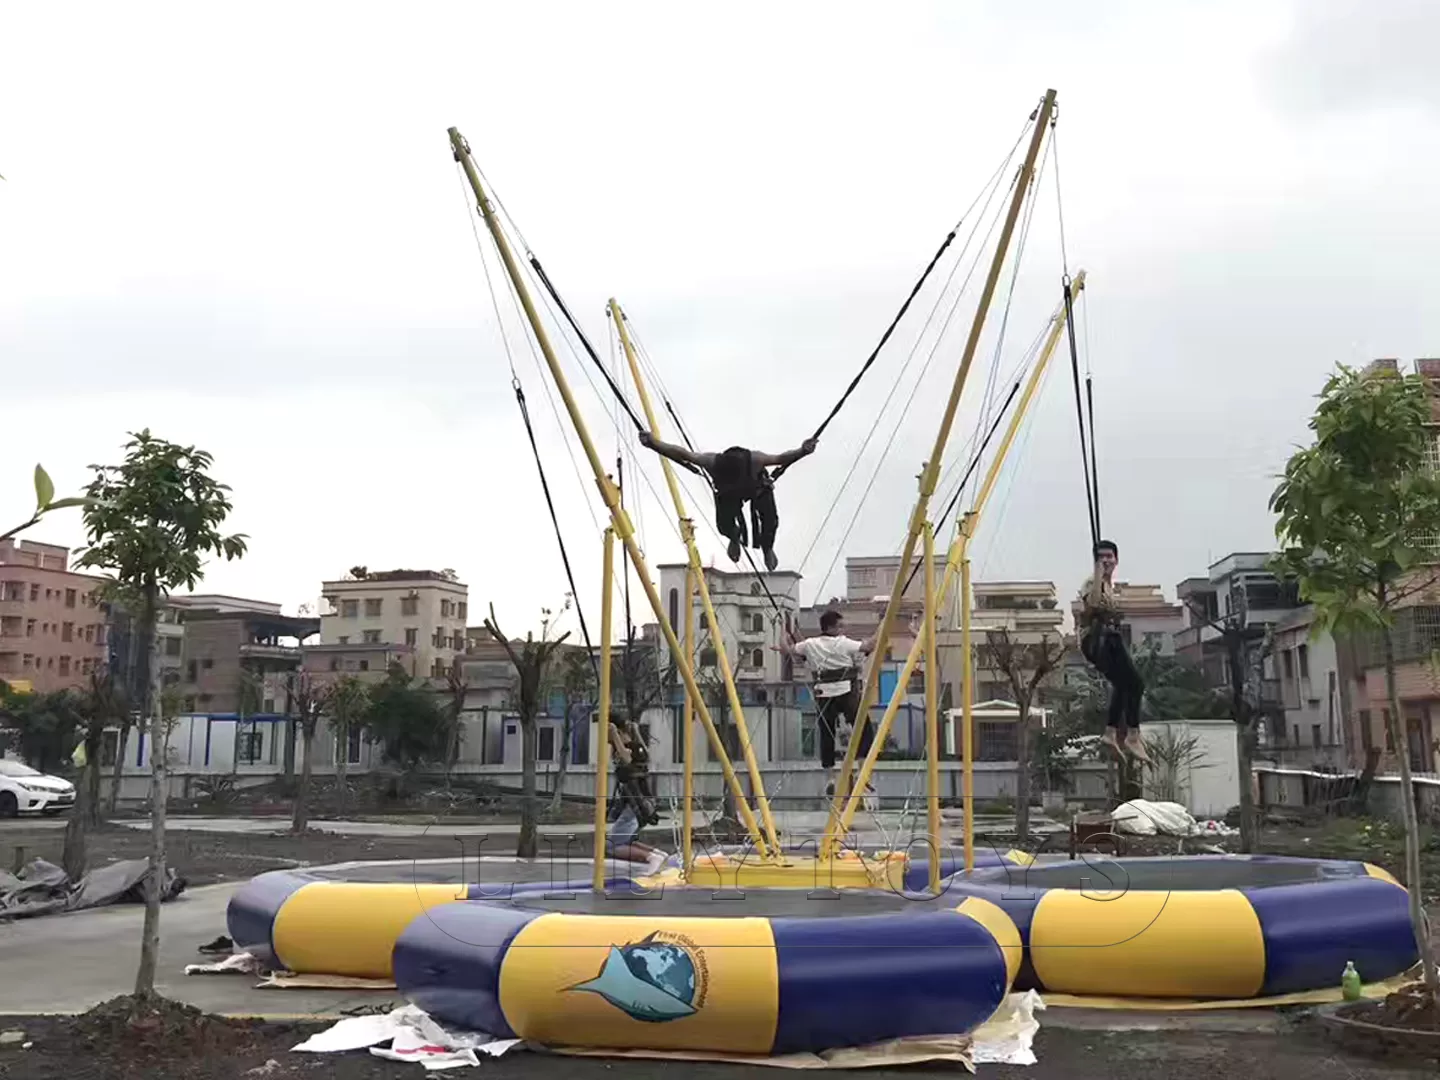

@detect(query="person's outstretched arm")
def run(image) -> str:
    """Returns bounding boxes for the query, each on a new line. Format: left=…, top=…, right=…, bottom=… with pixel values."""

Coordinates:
left=639, top=431, right=715, bottom=470
left=754, top=437, right=818, bottom=468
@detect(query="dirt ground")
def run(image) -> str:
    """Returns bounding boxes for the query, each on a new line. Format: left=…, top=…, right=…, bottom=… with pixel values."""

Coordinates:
left=0, top=1016, right=1431, bottom=1080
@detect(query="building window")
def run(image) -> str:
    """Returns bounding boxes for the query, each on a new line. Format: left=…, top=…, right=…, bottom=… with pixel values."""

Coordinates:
left=401, top=596, right=418, bottom=616
left=1298, top=643, right=1310, bottom=679
left=64, top=589, right=76, bottom=608
left=358, top=659, right=370, bottom=672
left=346, top=726, right=363, bottom=764
left=61, top=622, right=73, bottom=642
left=341, top=599, right=359, bottom=618
left=186, top=660, right=197, bottom=681
left=329, top=658, right=340, bottom=671
left=165, top=637, right=182, bottom=656
left=338, top=636, right=349, bottom=645
left=238, top=728, right=264, bottom=765
left=668, top=588, right=678, bottom=629
left=405, top=628, right=418, bottom=646
left=363, top=629, right=382, bottom=644
left=441, top=599, right=452, bottom=618
left=29, top=584, right=38, bottom=601
left=1312, top=724, right=1323, bottom=749
left=432, top=659, right=446, bottom=678
left=751, top=648, right=764, bottom=668
left=364, top=598, right=382, bottom=617
left=538, top=725, right=556, bottom=762
left=432, top=629, right=444, bottom=648
left=751, top=614, right=764, bottom=633
left=457, top=602, right=468, bottom=620
left=201, top=658, right=214, bottom=669
left=750, top=583, right=761, bottom=596
left=699, top=647, right=717, bottom=668
left=95, top=625, right=106, bottom=646
left=24, top=619, right=34, bottom=637
left=1282, top=650, right=1294, bottom=679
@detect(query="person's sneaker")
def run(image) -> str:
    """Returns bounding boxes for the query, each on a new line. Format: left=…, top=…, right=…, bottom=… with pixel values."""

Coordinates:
left=727, top=538, right=742, bottom=562
left=763, top=548, right=779, bottom=571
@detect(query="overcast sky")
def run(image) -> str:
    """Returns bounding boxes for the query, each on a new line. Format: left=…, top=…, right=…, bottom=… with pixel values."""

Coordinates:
left=2, top=1, right=1437, bottom=640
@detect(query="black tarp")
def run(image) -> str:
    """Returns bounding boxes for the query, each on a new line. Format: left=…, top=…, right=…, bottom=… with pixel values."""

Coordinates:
left=0, top=857, right=185, bottom=919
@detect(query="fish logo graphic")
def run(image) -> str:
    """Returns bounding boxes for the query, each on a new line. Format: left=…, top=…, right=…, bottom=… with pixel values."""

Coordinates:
left=567, top=931, right=706, bottom=1023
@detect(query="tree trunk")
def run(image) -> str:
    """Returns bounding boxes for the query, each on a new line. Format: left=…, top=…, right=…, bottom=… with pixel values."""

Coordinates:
left=62, top=766, right=93, bottom=881
left=1381, top=622, right=1440, bottom=995
left=1228, top=635, right=1258, bottom=853
left=518, top=716, right=538, bottom=859
left=549, top=708, right=574, bottom=815
left=107, top=717, right=131, bottom=815
left=1236, top=719, right=1258, bottom=853
left=132, top=581, right=163, bottom=1000
left=334, top=719, right=349, bottom=807
left=291, top=725, right=315, bottom=834
left=1015, top=700, right=1033, bottom=843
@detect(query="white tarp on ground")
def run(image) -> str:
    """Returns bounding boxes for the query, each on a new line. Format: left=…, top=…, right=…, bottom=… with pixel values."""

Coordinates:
left=1111, top=799, right=1237, bottom=838
left=289, top=992, right=1043, bottom=1071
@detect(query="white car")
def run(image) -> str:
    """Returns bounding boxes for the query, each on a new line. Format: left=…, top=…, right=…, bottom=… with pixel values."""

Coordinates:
left=0, top=759, right=76, bottom=817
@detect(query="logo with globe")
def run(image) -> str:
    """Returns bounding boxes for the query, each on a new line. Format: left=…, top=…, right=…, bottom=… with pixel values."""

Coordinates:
left=567, top=930, right=710, bottom=1022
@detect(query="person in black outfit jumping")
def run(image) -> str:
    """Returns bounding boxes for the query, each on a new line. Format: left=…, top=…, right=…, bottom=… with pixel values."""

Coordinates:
left=1078, top=539, right=1151, bottom=764
left=638, top=432, right=817, bottom=571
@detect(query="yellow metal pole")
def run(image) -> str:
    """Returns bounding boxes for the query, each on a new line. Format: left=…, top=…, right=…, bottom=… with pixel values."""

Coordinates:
left=609, top=301, right=781, bottom=857
left=833, top=275, right=1083, bottom=842
left=682, top=565, right=696, bottom=877
left=594, top=527, right=615, bottom=892
left=449, top=128, right=771, bottom=859
left=961, top=547, right=974, bottom=872
left=924, top=521, right=941, bottom=895
left=825, top=89, right=1057, bottom=854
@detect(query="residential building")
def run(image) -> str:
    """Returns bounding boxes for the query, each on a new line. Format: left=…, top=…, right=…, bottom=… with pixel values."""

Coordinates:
left=175, top=608, right=320, bottom=715
left=302, top=642, right=415, bottom=682
left=844, top=553, right=960, bottom=625
left=656, top=563, right=801, bottom=689
left=952, top=580, right=1067, bottom=708
left=1176, top=554, right=1301, bottom=683
left=1269, top=606, right=1346, bottom=767
left=0, top=539, right=108, bottom=693
left=320, top=569, right=468, bottom=679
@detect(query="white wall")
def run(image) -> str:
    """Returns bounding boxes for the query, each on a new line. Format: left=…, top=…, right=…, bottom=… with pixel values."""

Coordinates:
left=1144, top=718, right=1240, bottom=819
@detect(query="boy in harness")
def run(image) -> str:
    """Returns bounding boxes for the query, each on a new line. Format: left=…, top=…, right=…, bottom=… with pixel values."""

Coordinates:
left=606, top=718, right=670, bottom=875
left=638, top=432, right=818, bottom=571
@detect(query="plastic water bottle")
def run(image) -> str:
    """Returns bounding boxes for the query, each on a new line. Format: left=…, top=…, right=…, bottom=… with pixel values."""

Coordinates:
left=1341, top=961, right=1362, bottom=1001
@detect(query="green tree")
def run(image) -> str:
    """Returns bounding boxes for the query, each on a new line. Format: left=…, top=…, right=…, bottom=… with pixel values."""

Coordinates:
left=1271, top=363, right=1440, bottom=998
left=287, top=672, right=332, bottom=834
left=359, top=669, right=450, bottom=793
left=75, top=430, right=247, bottom=1001
left=324, top=675, right=370, bottom=805
left=483, top=605, right=569, bottom=859
left=0, top=687, right=83, bottom=776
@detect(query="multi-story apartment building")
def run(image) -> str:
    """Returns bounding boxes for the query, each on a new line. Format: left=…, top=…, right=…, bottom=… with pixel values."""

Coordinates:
left=175, top=608, right=320, bottom=715
left=1270, top=605, right=1345, bottom=767
left=0, top=540, right=109, bottom=693
left=655, top=563, right=801, bottom=691
left=843, top=553, right=959, bottom=625
left=1175, top=554, right=1302, bottom=684
left=320, top=569, right=468, bottom=679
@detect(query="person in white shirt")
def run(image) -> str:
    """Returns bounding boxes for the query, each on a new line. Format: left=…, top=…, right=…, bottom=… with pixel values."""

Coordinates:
left=777, top=610, right=882, bottom=799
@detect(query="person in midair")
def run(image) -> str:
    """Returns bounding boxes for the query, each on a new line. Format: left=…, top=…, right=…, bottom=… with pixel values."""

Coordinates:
left=1078, top=539, right=1151, bottom=764
left=638, top=432, right=818, bottom=571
